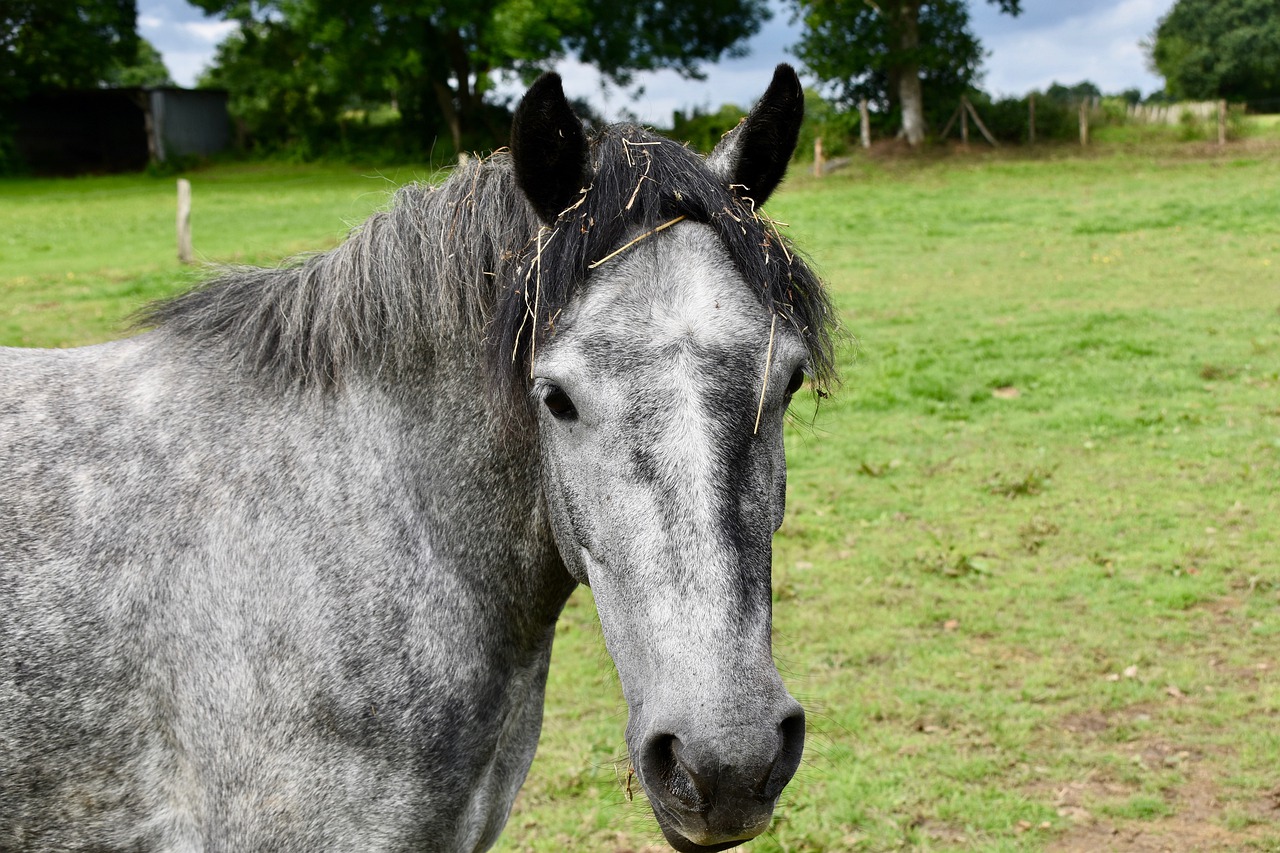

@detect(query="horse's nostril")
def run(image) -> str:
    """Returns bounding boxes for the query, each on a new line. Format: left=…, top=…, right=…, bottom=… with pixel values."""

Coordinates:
left=643, top=733, right=710, bottom=811
left=762, top=707, right=806, bottom=800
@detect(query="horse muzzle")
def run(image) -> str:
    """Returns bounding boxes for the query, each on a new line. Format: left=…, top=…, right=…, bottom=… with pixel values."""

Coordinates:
left=633, top=700, right=806, bottom=852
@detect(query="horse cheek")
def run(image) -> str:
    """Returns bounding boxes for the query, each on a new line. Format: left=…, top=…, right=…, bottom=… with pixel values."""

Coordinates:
left=770, top=432, right=789, bottom=533
left=540, top=457, right=594, bottom=586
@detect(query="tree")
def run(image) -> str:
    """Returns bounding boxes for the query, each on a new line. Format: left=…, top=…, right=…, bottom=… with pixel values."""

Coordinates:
left=0, top=0, right=139, bottom=100
left=792, top=0, right=1021, bottom=146
left=197, top=19, right=365, bottom=155
left=670, top=103, right=750, bottom=152
left=105, top=38, right=174, bottom=88
left=1044, top=80, right=1100, bottom=105
left=192, top=0, right=770, bottom=154
left=1145, top=0, right=1280, bottom=107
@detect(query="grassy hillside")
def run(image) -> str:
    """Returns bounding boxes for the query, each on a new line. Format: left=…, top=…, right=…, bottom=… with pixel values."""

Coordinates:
left=2, top=144, right=1277, bottom=852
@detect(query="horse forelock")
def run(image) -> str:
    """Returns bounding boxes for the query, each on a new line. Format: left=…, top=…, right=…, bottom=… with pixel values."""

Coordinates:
left=140, top=124, right=836, bottom=406
left=492, top=125, right=837, bottom=405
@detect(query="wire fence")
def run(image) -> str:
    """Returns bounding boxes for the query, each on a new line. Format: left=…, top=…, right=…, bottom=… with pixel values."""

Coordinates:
left=1126, top=101, right=1222, bottom=125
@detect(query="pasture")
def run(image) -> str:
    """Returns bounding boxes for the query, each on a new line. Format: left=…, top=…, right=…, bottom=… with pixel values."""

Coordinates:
left=2, top=143, right=1278, bottom=851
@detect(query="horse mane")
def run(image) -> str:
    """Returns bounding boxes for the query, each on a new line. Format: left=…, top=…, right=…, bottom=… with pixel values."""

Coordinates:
left=141, top=155, right=536, bottom=389
left=143, top=125, right=836, bottom=398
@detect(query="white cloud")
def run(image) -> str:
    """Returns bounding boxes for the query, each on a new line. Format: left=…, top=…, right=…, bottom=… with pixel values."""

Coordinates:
left=164, top=50, right=219, bottom=87
left=137, top=0, right=240, bottom=85
left=553, top=62, right=779, bottom=126
left=981, top=0, right=1169, bottom=95
left=177, top=20, right=239, bottom=45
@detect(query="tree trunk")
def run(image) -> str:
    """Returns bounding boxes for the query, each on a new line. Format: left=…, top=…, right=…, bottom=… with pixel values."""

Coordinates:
left=897, top=1, right=925, bottom=146
left=898, top=71, right=925, bottom=146
left=433, top=80, right=463, bottom=153
left=446, top=28, right=480, bottom=152
left=419, top=28, right=476, bottom=155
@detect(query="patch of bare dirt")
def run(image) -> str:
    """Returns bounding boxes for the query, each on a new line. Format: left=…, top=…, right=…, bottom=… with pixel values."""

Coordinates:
left=1030, top=708, right=1277, bottom=852
left=1029, top=696, right=1280, bottom=845
left=1048, top=759, right=1272, bottom=853
left=916, top=818, right=970, bottom=846
left=1058, top=709, right=1112, bottom=736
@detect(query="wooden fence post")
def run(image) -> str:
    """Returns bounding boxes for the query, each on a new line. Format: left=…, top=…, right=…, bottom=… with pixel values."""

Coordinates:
left=176, top=179, right=193, bottom=265
left=960, top=98, right=969, bottom=145
left=1079, top=101, right=1089, bottom=147
left=814, top=137, right=824, bottom=177
left=1028, top=92, right=1036, bottom=144
left=964, top=97, right=999, bottom=147
left=1218, top=99, right=1227, bottom=146
left=860, top=98, right=871, bottom=148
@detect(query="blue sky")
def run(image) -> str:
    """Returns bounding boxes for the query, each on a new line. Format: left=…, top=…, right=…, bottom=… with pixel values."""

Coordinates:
left=139, top=0, right=1174, bottom=124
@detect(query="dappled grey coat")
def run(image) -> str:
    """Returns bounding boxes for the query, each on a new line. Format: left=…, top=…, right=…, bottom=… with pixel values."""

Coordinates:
left=0, top=66, right=835, bottom=853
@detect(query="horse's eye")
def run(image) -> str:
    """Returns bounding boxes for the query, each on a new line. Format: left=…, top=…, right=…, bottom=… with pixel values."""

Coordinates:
left=543, top=386, right=578, bottom=421
left=784, top=368, right=806, bottom=401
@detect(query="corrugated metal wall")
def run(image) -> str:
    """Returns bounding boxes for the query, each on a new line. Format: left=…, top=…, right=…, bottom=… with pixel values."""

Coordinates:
left=11, top=88, right=231, bottom=175
left=12, top=90, right=150, bottom=174
left=149, top=88, right=231, bottom=162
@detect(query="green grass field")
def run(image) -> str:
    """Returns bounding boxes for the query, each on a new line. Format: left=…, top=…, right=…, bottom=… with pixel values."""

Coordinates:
left=2, top=141, right=1278, bottom=852
left=0, top=162, right=436, bottom=346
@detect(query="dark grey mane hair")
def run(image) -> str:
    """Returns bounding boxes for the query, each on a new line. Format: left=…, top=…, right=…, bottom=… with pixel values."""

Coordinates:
left=142, top=126, right=836, bottom=402
left=140, top=157, right=538, bottom=388
left=495, top=124, right=836, bottom=402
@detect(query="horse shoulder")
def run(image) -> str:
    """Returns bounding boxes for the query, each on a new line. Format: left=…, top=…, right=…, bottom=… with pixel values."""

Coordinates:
left=1, top=335, right=568, bottom=850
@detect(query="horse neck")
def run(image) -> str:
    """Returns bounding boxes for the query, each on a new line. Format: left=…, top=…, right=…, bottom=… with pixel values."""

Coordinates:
left=365, top=355, right=575, bottom=641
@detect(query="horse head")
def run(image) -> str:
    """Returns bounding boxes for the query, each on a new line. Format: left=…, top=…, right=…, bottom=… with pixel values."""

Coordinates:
left=508, top=66, right=818, bottom=852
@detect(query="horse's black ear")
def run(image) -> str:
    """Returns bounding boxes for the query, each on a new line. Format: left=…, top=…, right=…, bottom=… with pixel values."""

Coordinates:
left=510, top=73, right=590, bottom=225
left=707, top=64, right=805, bottom=207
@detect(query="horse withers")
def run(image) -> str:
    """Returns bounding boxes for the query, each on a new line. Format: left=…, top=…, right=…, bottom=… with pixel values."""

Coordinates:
left=0, top=65, right=835, bottom=852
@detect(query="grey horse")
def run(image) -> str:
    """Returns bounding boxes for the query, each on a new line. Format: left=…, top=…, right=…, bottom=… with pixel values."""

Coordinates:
left=0, top=65, right=835, bottom=852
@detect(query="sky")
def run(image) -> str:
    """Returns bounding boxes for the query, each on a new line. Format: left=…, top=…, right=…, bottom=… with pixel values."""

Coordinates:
left=138, top=0, right=1174, bottom=125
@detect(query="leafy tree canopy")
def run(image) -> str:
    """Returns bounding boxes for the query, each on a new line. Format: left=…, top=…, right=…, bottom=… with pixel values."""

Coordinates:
left=1147, top=0, right=1280, bottom=106
left=790, top=0, right=1021, bottom=142
left=1043, top=80, right=1101, bottom=104
left=193, top=0, right=770, bottom=154
left=792, top=1, right=979, bottom=112
left=105, top=37, right=174, bottom=88
left=0, top=0, right=139, bottom=99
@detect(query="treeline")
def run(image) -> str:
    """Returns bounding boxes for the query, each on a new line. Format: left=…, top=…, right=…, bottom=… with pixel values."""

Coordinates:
left=3, top=0, right=1277, bottom=170
left=171, top=0, right=1280, bottom=160
left=665, top=80, right=1249, bottom=161
left=188, top=0, right=772, bottom=161
left=1, top=0, right=773, bottom=169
